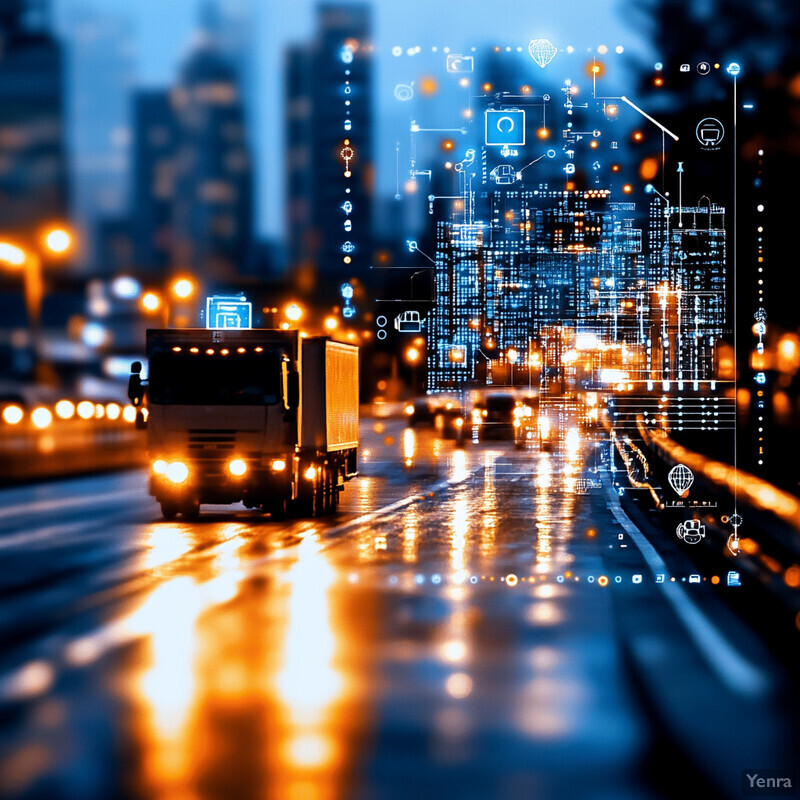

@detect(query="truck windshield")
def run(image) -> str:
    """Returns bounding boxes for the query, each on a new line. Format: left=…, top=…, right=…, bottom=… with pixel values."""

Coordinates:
left=148, top=348, right=283, bottom=406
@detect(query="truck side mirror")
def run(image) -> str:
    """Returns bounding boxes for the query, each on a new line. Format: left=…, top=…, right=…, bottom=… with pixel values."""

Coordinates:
left=287, top=371, right=300, bottom=411
left=128, top=361, right=144, bottom=406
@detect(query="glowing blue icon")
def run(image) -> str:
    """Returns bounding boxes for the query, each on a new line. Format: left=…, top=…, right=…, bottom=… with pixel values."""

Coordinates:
left=343, top=306, right=355, bottom=318
left=340, top=47, right=353, bottom=64
left=446, top=54, right=473, bottom=73
left=727, top=571, right=741, bottom=587
left=431, top=574, right=442, bottom=584
left=485, top=109, right=526, bottom=146
left=394, top=83, right=414, bottom=101
left=755, top=372, right=766, bottom=384
left=341, top=201, right=353, bottom=214
left=632, top=574, right=642, bottom=584
left=205, top=295, right=252, bottom=330
left=655, top=574, right=665, bottom=583
left=726, top=62, right=741, bottom=76
left=341, top=241, right=355, bottom=253
left=341, top=283, right=354, bottom=299
left=528, top=38, right=557, bottom=69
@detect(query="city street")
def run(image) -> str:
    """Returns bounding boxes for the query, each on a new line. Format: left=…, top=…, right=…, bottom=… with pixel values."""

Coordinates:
left=0, top=416, right=796, bottom=800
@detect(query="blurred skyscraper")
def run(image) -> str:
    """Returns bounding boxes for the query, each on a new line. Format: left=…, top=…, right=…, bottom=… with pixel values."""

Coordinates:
left=60, top=4, right=135, bottom=273
left=128, top=6, right=254, bottom=286
left=0, top=0, right=67, bottom=239
left=131, top=89, right=176, bottom=278
left=171, top=36, right=253, bottom=284
left=285, top=3, right=373, bottom=297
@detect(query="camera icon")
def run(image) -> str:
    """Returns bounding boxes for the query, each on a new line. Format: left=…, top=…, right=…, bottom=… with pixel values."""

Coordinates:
left=446, top=54, right=474, bottom=73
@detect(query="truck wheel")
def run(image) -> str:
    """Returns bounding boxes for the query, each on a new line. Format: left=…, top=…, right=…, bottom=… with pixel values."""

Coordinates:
left=160, top=502, right=179, bottom=521
left=312, top=472, right=325, bottom=517
left=181, top=501, right=200, bottom=521
left=268, top=498, right=287, bottom=521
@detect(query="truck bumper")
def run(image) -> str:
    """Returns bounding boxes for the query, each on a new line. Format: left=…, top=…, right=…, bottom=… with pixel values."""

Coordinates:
left=149, top=459, right=292, bottom=506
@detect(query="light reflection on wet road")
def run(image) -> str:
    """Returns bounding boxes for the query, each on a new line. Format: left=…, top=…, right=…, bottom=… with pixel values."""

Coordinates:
left=0, top=416, right=795, bottom=799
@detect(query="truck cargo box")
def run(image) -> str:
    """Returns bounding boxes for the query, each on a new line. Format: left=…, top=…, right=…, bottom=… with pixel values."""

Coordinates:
left=301, top=338, right=359, bottom=452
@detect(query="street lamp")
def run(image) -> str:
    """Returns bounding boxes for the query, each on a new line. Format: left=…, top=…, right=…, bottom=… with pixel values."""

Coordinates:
left=507, top=347, right=519, bottom=386
left=405, top=345, right=423, bottom=393
left=405, top=346, right=421, bottom=364
left=172, top=278, right=194, bottom=300
left=0, top=226, right=73, bottom=382
left=285, top=302, right=304, bottom=322
left=43, top=228, right=72, bottom=255
left=141, top=292, right=161, bottom=313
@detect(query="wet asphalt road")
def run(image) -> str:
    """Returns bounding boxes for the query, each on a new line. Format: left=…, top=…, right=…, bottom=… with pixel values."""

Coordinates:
left=0, top=416, right=796, bottom=800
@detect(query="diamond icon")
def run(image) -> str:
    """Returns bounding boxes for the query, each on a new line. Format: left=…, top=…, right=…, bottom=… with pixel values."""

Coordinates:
left=528, top=39, right=557, bottom=69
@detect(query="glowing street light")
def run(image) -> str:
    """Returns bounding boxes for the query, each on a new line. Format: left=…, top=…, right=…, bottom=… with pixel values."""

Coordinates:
left=141, top=292, right=161, bottom=312
left=405, top=346, right=421, bottom=363
left=0, top=242, right=26, bottom=267
left=324, top=316, right=338, bottom=331
left=285, top=303, right=304, bottom=322
left=172, top=278, right=194, bottom=299
left=43, top=228, right=72, bottom=254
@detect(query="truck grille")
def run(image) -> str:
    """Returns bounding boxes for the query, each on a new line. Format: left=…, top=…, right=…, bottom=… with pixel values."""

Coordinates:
left=187, top=429, right=237, bottom=451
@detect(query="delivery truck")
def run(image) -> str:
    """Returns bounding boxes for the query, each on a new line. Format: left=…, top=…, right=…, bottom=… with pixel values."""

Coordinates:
left=127, top=328, right=358, bottom=520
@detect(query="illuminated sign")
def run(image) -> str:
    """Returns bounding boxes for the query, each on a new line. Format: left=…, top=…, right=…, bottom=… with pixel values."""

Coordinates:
left=205, top=295, right=252, bottom=329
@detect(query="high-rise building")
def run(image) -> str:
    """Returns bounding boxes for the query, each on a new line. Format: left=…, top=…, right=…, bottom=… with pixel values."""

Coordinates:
left=285, top=3, right=373, bottom=298
left=129, top=25, right=253, bottom=286
left=171, top=38, right=253, bottom=285
left=131, top=89, right=176, bottom=278
left=0, top=0, right=67, bottom=239
left=60, top=5, right=135, bottom=273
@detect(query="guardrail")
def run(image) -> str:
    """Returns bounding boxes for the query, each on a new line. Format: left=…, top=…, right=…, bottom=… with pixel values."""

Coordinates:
left=1, top=400, right=146, bottom=483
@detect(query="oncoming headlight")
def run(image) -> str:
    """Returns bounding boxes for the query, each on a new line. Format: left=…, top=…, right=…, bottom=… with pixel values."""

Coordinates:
left=152, top=459, right=167, bottom=475
left=165, top=461, right=189, bottom=484
left=228, top=459, right=247, bottom=477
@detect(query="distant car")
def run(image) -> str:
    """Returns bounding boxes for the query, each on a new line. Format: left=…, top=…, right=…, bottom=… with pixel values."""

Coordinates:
left=513, top=395, right=539, bottom=449
left=405, top=398, right=436, bottom=427
left=473, top=392, right=516, bottom=440
left=434, top=402, right=465, bottom=444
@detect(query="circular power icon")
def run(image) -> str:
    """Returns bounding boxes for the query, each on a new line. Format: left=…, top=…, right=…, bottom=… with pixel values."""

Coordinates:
left=496, top=115, right=515, bottom=133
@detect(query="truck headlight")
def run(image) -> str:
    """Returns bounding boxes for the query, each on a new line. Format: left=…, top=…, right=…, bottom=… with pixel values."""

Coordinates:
left=271, top=459, right=286, bottom=471
left=152, top=459, right=167, bottom=475
left=165, top=461, right=189, bottom=484
left=228, top=459, right=247, bottom=477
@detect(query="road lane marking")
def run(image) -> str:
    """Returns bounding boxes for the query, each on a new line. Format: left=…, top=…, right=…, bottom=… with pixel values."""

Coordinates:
left=604, top=480, right=771, bottom=699
left=0, top=484, right=144, bottom=525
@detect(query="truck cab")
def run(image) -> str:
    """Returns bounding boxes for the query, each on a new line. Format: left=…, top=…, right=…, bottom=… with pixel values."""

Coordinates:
left=131, top=329, right=358, bottom=521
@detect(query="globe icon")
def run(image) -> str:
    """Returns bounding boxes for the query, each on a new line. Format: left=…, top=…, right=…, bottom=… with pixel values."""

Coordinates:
left=668, top=464, right=694, bottom=496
